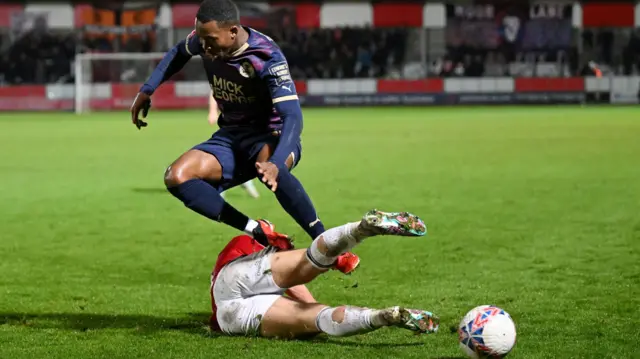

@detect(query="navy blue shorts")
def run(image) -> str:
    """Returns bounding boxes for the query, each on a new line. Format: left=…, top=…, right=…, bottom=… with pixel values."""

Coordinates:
left=192, top=128, right=302, bottom=191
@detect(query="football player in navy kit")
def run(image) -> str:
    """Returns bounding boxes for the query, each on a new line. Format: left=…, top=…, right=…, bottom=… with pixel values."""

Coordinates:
left=208, top=89, right=260, bottom=200
left=129, top=0, right=359, bottom=273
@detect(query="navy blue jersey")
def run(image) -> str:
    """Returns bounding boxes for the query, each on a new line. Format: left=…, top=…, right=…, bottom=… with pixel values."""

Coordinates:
left=140, top=26, right=302, bottom=168
left=184, top=27, right=297, bottom=131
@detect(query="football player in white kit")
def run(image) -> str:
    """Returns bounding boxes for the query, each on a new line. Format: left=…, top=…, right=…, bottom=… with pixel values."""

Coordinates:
left=209, top=209, right=440, bottom=338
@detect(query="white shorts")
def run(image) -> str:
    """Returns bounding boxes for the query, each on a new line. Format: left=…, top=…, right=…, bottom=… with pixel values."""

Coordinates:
left=212, top=247, right=286, bottom=336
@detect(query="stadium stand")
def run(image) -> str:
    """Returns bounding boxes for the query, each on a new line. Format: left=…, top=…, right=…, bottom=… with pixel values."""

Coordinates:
left=0, top=2, right=639, bottom=109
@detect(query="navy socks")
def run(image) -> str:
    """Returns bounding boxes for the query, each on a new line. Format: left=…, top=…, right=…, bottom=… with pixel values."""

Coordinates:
left=273, top=171, right=325, bottom=239
left=169, top=174, right=325, bottom=242
left=167, top=179, right=250, bottom=232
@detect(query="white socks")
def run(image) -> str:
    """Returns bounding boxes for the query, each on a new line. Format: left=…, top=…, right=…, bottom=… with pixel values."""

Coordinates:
left=306, top=222, right=363, bottom=269
left=316, top=306, right=373, bottom=336
left=244, top=219, right=259, bottom=235
left=315, top=306, right=390, bottom=337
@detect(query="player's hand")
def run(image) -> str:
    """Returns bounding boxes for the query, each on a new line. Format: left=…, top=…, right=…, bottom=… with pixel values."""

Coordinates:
left=256, top=162, right=279, bottom=192
left=130, top=92, right=151, bottom=130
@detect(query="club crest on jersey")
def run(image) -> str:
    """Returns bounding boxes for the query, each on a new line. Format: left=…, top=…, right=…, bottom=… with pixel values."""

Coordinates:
left=239, top=61, right=255, bottom=78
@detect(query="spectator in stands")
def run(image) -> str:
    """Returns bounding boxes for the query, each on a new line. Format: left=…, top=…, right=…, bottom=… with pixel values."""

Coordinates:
left=0, top=22, right=407, bottom=84
left=14, top=52, right=37, bottom=84
left=0, top=53, right=7, bottom=84
left=372, top=37, right=388, bottom=77
left=623, top=30, right=640, bottom=75
left=2, top=29, right=75, bottom=84
left=340, top=43, right=356, bottom=78
left=356, top=45, right=372, bottom=77
left=464, top=55, right=485, bottom=77
left=597, top=30, right=613, bottom=65
left=44, top=46, right=70, bottom=83
left=268, top=26, right=405, bottom=79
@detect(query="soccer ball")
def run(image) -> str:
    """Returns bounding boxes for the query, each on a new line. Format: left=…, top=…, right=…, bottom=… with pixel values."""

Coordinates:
left=458, top=305, right=516, bottom=358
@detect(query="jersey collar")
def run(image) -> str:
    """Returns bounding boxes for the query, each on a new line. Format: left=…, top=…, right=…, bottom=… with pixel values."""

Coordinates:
left=230, top=26, right=251, bottom=57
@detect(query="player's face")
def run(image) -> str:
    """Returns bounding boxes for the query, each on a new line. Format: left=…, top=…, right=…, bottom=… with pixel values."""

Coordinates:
left=196, top=20, right=238, bottom=60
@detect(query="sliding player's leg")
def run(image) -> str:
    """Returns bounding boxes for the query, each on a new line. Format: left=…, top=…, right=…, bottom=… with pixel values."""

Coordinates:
left=214, top=210, right=434, bottom=338
left=265, top=209, right=426, bottom=289
left=258, top=210, right=435, bottom=338
left=260, top=296, right=438, bottom=339
left=251, top=141, right=359, bottom=273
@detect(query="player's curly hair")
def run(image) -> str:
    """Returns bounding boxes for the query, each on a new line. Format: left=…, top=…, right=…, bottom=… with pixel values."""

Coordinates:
left=196, top=0, right=240, bottom=25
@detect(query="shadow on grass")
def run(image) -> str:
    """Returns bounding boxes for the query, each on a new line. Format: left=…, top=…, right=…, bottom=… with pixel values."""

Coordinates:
left=313, top=339, right=427, bottom=348
left=0, top=312, right=218, bottom=336
left=131, top=187, right=167, bottom=194
left=0, top=312, right=449, bottom=348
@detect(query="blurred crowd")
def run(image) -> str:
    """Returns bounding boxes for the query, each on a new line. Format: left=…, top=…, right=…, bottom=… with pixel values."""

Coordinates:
left=270, top=27, right=408, bottom=79
left=0, top=25, right=639, bottom=85
left=0, top=31, right=75, bottom=85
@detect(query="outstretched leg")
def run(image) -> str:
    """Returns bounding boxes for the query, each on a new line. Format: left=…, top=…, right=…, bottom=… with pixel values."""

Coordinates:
left=258, top=210, right=434, bottom=339
left=165, top=148, right=286, bottom=247
left=269, top=209, right=427, bottom=288
left=261, top=298, right=438, bottom=339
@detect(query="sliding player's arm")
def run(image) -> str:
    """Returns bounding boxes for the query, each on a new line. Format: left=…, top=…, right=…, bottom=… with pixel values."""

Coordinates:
left=255, top=55, right=302, bottom=189
left=130, top=31, right=201, bottom=129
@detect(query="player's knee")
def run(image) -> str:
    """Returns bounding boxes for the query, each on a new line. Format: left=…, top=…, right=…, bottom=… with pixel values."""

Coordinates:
left=164, top=164, right=192, bottom=187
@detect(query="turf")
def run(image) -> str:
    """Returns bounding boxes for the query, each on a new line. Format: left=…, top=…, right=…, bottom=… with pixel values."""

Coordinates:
left=0, top=106, right=638, bottom=359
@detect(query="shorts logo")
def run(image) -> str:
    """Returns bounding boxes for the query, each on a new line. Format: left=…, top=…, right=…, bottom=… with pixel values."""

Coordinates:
left=268, top=61, right=292, bottom=85
left=239, top=61, right=255, bottom=78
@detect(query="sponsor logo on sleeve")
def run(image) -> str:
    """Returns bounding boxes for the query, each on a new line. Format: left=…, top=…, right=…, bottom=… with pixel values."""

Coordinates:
left=268, top=61, right=292, bottom=85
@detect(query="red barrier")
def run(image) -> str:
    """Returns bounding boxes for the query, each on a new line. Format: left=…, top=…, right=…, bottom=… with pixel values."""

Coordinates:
left=0, top=85, right=46, bottom=97
left=514, top=77, right=584, bottom=92
left=293, top=80, right=307, bottom=95
left=0, top=4, right=24, bottom=27
left=373, top=3, right=424, bottom=27
left=377, top=79, right=444, bottom=93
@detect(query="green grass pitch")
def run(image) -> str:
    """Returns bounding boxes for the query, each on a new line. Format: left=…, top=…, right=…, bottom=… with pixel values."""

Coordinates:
left=0, top=106, right=638, bottom=359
